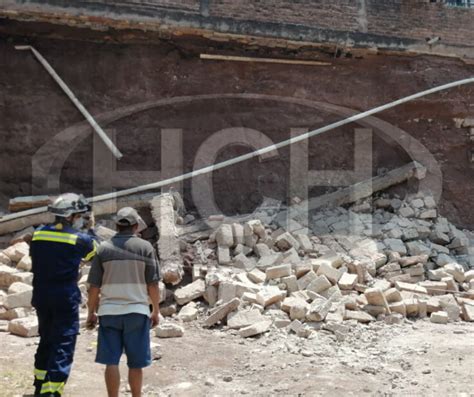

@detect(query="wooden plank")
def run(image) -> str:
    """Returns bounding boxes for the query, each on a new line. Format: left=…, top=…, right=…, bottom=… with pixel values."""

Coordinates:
left=9, top=195, right=52, bottom=213
left=200, top=53, right=331, bottom=66
left=307, top=161, right=426, bottom=211
left=0, top=193, right=157, bottom=235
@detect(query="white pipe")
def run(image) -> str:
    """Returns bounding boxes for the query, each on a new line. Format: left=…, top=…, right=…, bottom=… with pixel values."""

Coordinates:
left=14, top=45, right=123, bottom=160
left=1, top=76, right=473, bottom=221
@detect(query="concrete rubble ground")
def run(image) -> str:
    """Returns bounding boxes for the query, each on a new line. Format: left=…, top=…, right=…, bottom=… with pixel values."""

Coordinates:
left=1, top=190, right=474, bottom=342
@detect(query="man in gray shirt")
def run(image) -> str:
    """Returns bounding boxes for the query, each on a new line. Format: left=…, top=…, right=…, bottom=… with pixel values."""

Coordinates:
left=87, top=207, right=160, bottom=397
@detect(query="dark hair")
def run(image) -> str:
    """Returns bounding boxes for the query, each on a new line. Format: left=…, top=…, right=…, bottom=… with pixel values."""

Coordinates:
left=54, top=216, right=71, bottom=225
left=116, top=223, right=137, bottom=233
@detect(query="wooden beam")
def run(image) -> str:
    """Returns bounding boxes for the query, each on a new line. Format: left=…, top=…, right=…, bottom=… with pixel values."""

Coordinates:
left=0, top=193, right=157, bottom=235
left=307, top=161, right=426, bottom=211
left=200, top=53, right=331, bottom=66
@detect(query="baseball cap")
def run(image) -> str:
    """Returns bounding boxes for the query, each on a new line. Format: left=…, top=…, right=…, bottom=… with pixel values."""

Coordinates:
left=115, top=207, right=147, bottom=232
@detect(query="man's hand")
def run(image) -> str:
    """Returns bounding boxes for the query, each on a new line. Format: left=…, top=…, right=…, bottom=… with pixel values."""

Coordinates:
left=150, top=310, right=160, bottom=328
left=86, top=312, right=97, bottom=330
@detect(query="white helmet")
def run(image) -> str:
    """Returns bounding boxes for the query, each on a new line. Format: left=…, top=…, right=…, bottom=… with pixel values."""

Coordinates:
left=48, top=193, right=91, bottom=218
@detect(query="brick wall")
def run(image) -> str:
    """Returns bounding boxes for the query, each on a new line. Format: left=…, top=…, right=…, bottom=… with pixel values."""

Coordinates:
left=208, top=0, right=474, bottom=47
left=209, top=0, right=361, bottom=32
left=1, top=0, right=473, bottom=51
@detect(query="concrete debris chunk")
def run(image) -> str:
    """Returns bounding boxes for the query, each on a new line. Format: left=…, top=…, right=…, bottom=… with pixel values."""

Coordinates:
left=243, top=223, right=259, bottom=247
left=0, top=252, right=12, bottom=266
left=5, top=282, right=33, bottom=309
left=316, top=263, right=341, bottom=284
left=389, top=302, right=406, bottom=316
left=217, top=247, right=231, bottom=265
left=311, top=253, right=344, bottom=269
left=2, top=242, right=29, bottom=263
left=344, top=310, right=375, bottom=323
left=257, top=254, right=282, bottom=269
left=338, top=273, right=358, bottom=290
left=0, top=307, right=29, bottom=321
left=306, top=297, right=332, bottom=322
left=297, top=270, right=318, bottom=290
left=395, top=281, right=428, bottom=295
left=295, top=234, right=313, bottom=253
left=247, top=268, right=266, bottom=284
left=384, top=239, right=407, bottom=256
left=399, top=255, right=429, bottom=267
left=155, top=323, right=184, bottom=338
left=227, top=309, right=264, bottom=329
left=438, top=294, right=461, bottom=322
left=256, top=287, right=285, bottom=308
left=217, top=282, right=237, bottom=303
left=239, top=319, right=272, bottom=337
left=177, top=302, right=198, bottom=322
left=430, top=311, right=448, bottom=324
left=174, top=279, right=205, bottom=305
left=443, top=263, right=465, bottom=283
left=233, top=253, right=255, bottom=271
left=204, top=298, right=240, bottom=327
left=265, top=264, right=292, bottom=280
left=275, top=232, right=300, bottom=251
left=254, top=243, right=272, bottom=258
left=384, top=288, right=403, bottom=303
left=16, top=255, right=32, bottom=272
left=404, top=299, right=419, bottom=317
left=8, top=316, right=38, bottom=337
left=419, top=281, right=448, bottom=295
left=216, top=224, right=234, bottom=247
left=307, top=275, right=332, bottom=294
left=282, top=275, right=298, bottom=293
left=461, top=301, right=474, bottom=322
left=232, top=223, right=244, bottom=246
left=364, top=288, right=391, bottom=312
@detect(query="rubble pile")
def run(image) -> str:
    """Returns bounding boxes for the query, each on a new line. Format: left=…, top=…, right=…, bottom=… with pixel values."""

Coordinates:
left=166, top=192, right=474, bottom=338
left=0, top=229, right=37, bottom=336
left=0, top=191, right=473, bottom=340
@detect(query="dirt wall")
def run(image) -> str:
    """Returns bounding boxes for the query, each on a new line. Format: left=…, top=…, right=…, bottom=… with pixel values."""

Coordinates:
left=0, top=30, right=473, bottom=227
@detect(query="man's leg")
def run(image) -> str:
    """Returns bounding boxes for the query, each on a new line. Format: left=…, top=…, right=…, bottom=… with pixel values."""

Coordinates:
left=40, top=305, right=79, bottom=396
left=128, top=368, right=143, bottom=397
left=123, top=314, right=152, bottom=397
left=95, top=316, right=124, bottom=397
left=34, top=307, right=52, bottom=395
left=105, top=365, right=121, bottom=397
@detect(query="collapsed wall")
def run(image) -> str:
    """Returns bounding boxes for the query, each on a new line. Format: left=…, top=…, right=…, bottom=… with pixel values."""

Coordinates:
left=1, top=184, right=473, bottom=338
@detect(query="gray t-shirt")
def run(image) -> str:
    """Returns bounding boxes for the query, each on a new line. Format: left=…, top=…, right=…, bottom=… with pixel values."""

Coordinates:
left=88, top=233, right=160, bottom=317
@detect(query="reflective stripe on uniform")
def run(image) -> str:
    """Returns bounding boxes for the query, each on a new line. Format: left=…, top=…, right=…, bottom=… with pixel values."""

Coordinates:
left=40, top=381, right=65, bottom=395
left=34, top=368, right=47, bottom=380
left=32, top=231, right=78, bottom=245
left=83, top=240, right=97, bottom=262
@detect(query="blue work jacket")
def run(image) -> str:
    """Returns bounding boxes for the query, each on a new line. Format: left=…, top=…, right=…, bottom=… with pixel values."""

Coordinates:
left=30, top=223, right=96, bottom=308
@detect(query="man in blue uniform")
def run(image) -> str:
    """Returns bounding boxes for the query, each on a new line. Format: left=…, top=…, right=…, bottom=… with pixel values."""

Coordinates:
left=30, top=193, right=97, bottom=396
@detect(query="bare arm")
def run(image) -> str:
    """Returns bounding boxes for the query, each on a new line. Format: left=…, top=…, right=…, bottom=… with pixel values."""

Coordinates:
left=86, top=285, right=100, bottom=329
left=147, top=282, right=160, bottom=328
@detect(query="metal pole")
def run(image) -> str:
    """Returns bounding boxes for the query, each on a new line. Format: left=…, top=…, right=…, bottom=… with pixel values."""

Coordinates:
left=14, top=45, right=123, bottom=160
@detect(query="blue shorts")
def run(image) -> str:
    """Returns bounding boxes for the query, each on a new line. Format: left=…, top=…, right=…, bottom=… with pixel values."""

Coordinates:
left=96, top=313, right=151, bottom=368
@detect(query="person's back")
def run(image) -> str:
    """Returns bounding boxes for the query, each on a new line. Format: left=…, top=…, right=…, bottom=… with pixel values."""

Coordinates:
left=87, top=207, right=160, bottom=397
left=31, top=223, right=95, bottom=307
left=91, top=233, right=157, bottom=316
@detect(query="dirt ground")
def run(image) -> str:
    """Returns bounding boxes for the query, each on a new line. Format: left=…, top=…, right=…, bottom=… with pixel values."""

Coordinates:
left=0, top=316, right=473, bottom=397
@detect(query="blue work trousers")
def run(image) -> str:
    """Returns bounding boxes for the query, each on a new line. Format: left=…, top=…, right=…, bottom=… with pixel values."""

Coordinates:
left=33, top=304, right=79, bottom=395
